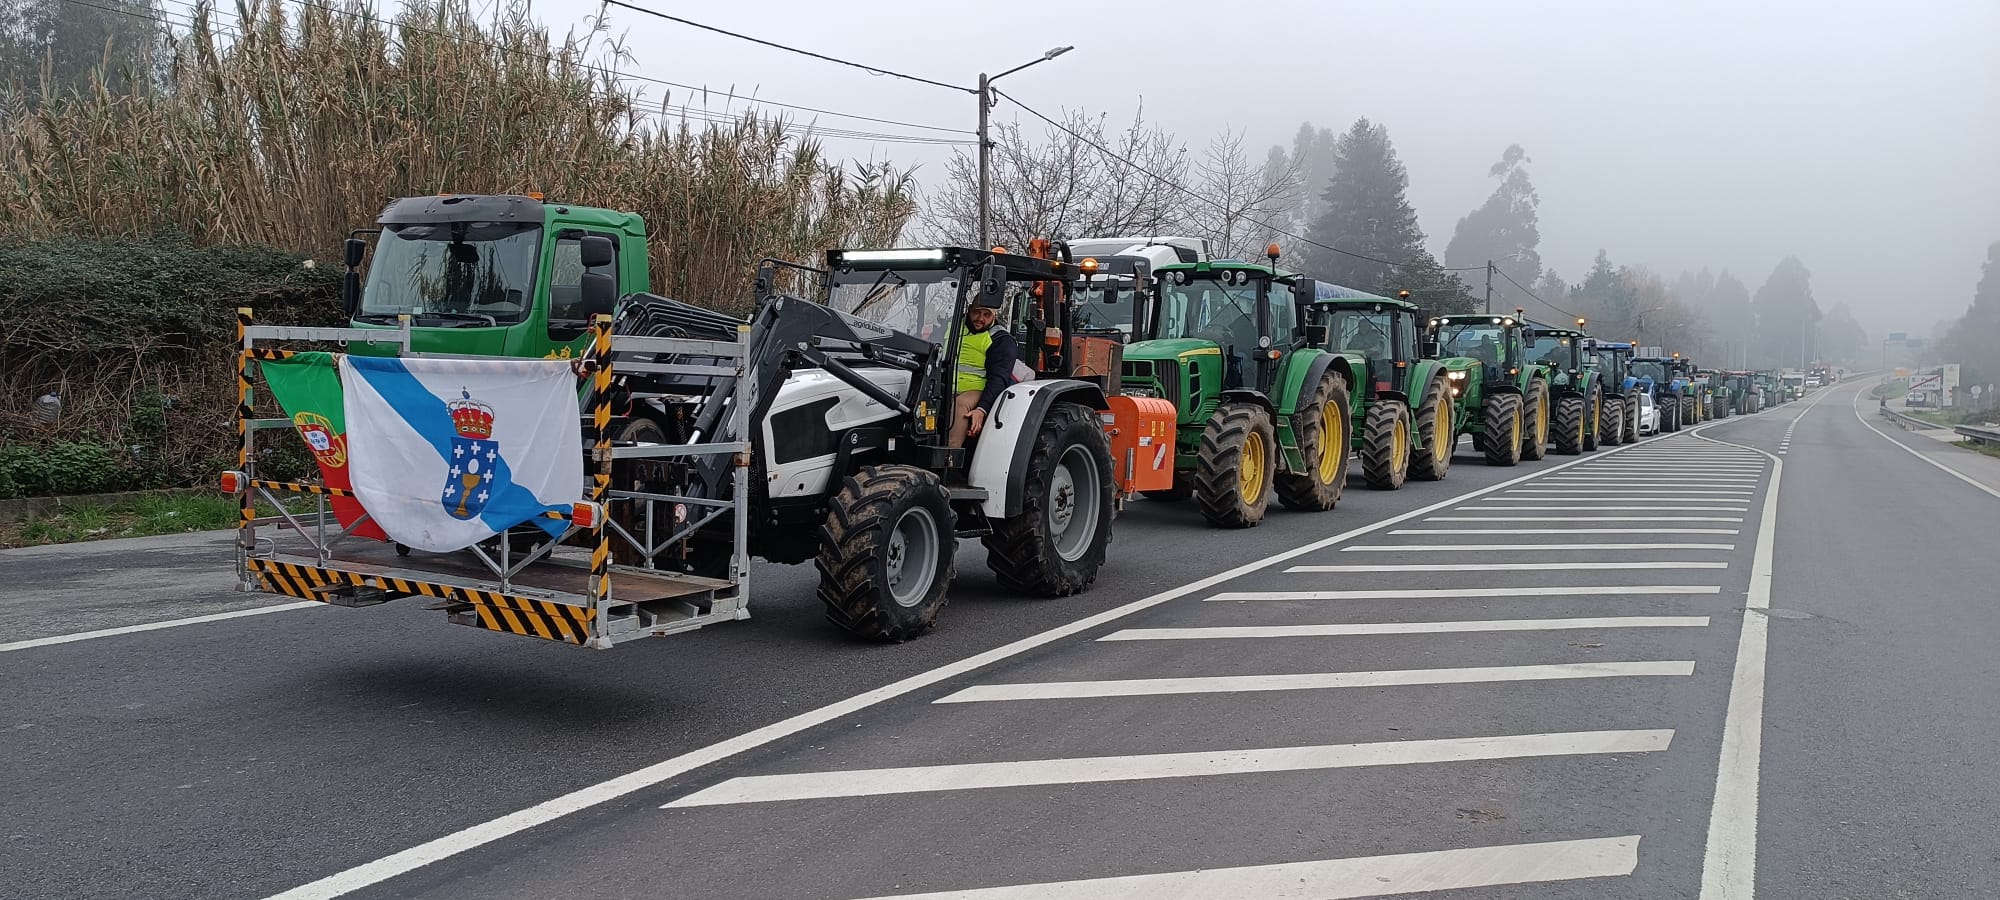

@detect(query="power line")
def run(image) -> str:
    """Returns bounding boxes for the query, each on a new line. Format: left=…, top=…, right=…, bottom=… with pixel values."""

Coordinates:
left=652, top=101, right=974, bottom=145
left=992, top=87, right=1489, bottom=279
left=1493, top=265, right=1587, bottom=321
left=597, top=0, right=972, bottom=94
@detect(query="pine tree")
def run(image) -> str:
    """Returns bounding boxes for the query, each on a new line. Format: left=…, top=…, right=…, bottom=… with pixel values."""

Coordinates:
left=1751, top=257, right=1820, bottom=368
left=1300, top=118, right=1470, bottom=310
left=1444, top=145, right=1542, bottom=311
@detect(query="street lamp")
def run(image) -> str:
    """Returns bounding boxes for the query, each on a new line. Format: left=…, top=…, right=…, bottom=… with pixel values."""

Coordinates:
left=977, top=46, right=1074, bottom=249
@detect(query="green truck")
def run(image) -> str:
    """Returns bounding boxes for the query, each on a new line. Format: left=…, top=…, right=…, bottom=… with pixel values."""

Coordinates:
left=1426, top=312, right=1554, bottom=466
left=1121, top=248, right=1351, bottom=527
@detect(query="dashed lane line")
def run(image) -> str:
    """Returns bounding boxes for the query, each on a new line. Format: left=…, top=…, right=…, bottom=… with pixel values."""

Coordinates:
left=1392, top=528, right=1742, bottom=535
left=1340, top=543, right=1734, bottom=552
left=1098, top=616, right=1712, bottom=641
left=1283, top=561, right=1726, bottom=573
left=662, top=730, right=1675, bottom=807
left=842, top=836, right=1642, bottom=900
left=931, top=662, right=1696, bottom=703
left=1206, top=585, right=1723, bottom=602
left=0, top=601, right=321, bottom=653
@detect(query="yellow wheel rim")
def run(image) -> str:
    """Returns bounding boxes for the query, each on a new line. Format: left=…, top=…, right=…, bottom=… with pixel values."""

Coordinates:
left=1431, top=402, right=1450, bottom=466
left=1536, top=395, right=1550, bottom=442
left=1393, top=417, right=1409, bottom=469
left=1317, top=401, right=1344, bottom=482
left=1240, top=429, right=1267, bottom=499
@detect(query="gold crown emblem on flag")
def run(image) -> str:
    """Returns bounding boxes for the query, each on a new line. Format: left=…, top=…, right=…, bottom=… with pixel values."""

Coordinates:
left=448, top=389, right=495, bottom=439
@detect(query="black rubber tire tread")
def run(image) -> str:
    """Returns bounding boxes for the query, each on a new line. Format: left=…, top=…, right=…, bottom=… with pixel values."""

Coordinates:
left=1275, top=374, right=1351, bottom=511
left=1664, top=397, right=1680, bottom=432
left=816, top=464, right=954, bottom=642
left=1194, top=402, right=1277, bottom=528
left=982, top=404, right=1116, bottom=597
left=1583, top=390, right=1602, bottom=451
left=1521, top=378, right=1551, bottom=461
left=1360, top=398, right=1410, bottom=490
left=1552, top=395, right=1586, bottom=455
left=1409, top=376, right=1453, bottom=482
left=1625, top=396, right=1640, bottom=441
left=1681, top=396, right=1697, bottom=428
left=1481, top=392, right=1523, bottom=466
left=1602, top=397, right=1626, bottom=446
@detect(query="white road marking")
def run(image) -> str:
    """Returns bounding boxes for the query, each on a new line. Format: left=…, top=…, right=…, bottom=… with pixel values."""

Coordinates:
left=1507, top=488, right=1755, bottom=494
left=1099, top=616, right=1711, bottom=641
left=1464, top=506, right=1748, bottom=511
left=1545, top=477, right=1762, bottom=483
left=257, top=428, right=1677, bottom=900
left=663, top=730, right=1675, bottom=807
left=1393, top=527, right=1741, bottom=535
left=935, top=662, right=1695, bottom=702
left=1206, top=585, right=1722, bottom=601
left=1848, top=382, right=2000, bottom=501
left=1340, top=543, right=1734, bottom=552
left=0, top=601, right=321, bottom=653
left=841, top=836, right=1642, bottom=900
left=1427, top=516, right=1745, bottom=522
left=1284, top=561, right=1726, bottom=573
left=1689, top=425, right=1785, bottom=899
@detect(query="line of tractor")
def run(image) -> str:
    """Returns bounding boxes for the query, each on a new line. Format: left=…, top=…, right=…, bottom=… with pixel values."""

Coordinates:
left=220, top=195, right=1799, bottom=652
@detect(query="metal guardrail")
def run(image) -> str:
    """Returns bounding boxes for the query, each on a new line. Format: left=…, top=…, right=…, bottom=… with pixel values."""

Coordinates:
left=1879, top=406, right=1941, bottom=430
left=1955, top=424, right=2000, bottom=447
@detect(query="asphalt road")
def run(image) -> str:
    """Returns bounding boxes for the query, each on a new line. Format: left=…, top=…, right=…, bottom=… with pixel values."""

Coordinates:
left=5, top=382, right=1997, bottom=900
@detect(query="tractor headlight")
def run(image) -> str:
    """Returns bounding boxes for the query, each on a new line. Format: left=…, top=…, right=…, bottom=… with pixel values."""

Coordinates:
left=1447, top=370, right=1468, bottom=380
left=1124, top=386, right=1157, bottom=399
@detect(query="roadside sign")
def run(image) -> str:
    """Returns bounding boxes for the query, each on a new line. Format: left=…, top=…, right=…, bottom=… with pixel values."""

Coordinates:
left=1887, top=331, right=1908, bottom=342
left=1910, top=373, right=1942, bottom=391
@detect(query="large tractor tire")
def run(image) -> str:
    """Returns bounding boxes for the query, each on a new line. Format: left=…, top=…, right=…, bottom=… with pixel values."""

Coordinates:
left=817, top=465, right=954, bottom=642
left=1481, top=392, right=1524, bottom=467
left=1680, top=396, right=1698, bottom=429
left=1276, top=374, right=1352, bottom=512
left=1195, top=402, right=1277, bottom=528
left=983, top=404, right=1115, bottom=597
left=1602, top=397, right=1626, bottom=446
left=603, top=416, right=669, bottom=566
left=1583, top=390, right=1603, bottom=451
left=1626, top=396, right=1642, bottom=441
left=1552, top=395, right=1587, bottom=455
left=1663, top=397, right=1680, bottom=433
left=1361, top=398, right=1411, bottom=490
left=1521, top=378, right=1551, bottom=461
left=1410, top=375, right=1454, bottom=482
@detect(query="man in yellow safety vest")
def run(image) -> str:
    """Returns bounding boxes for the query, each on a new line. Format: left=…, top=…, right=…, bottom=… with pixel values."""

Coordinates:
left=950, top=289, right=1021, bottom=447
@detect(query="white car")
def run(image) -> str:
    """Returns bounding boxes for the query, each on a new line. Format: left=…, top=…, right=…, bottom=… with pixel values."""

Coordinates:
left=1637, top=391, right=1659, bottom=434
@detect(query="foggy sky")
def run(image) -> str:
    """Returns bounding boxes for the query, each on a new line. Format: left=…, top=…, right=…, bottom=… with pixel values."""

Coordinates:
left=543, top=0, right=2000, bottom=339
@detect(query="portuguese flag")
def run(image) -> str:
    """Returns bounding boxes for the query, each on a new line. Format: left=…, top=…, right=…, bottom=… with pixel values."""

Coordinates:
left=260, top=352, right=387, bottom=541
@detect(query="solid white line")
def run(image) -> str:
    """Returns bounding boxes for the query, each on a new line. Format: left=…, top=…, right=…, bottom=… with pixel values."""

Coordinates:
left=1545, top=477, right=1762, bottom=483
left=258, top=427, right=1678, bottom=900
left=0, top=602, right=321, bottom=653
left=1428, top=516, right=1744, bottom=522
left=1507, top=488, right=1755, bottom=494
left=1207, top=585, right=1721, bottom=601
left=664, top=730, right=1674, bottom=806
left=1341, top=543, right=1735, bottom=552
left=1284, top=562, right=1726, bottom=573
left=1690, top=423, right=1785, bottom=900
left=844, top=836, right=1642, bottom=900
left=1464, top=506, right=1748, bottom=512
left=1848, top=383, right=2000, bottom=501
left=935, top=662, right=1695, bottom=702
left=1394, top=528, right=1741, bottom=535
left=1100, top=616, right=1712, bottom=640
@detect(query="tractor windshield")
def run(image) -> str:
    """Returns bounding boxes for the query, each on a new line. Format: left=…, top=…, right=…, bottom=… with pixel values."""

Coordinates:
left=1153, top=275, right=1262, bottom=345
left=1528, top=333, right=1577, bottom=369
left=359, top=221, right=541, bottom=325
left=1438, top=323, right=1509, bottom=368
left=827, top=267, right=963, bottom=344
left=1072, top=280, right=1135, bottom=333
left=1321, top=308, right=1394, bottom=360
left=1630, top=360, right=1669, bottom=382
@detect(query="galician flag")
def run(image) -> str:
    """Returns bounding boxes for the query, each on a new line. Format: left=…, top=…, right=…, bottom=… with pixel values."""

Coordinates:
left=259, top=352, right=385, bottom=541
left=339, top=356, right=584, bottom=553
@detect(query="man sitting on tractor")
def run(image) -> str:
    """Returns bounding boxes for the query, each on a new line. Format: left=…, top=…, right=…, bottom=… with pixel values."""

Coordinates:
left=951, top=290, right=1021, bottom=447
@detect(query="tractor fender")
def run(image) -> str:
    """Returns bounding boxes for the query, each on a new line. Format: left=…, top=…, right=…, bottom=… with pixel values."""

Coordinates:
left=967, top=379, right=1108, bottom=519
left=1218, top=388, right=1277, bottom=418
left=1272, top=348, right=1333, bottom=417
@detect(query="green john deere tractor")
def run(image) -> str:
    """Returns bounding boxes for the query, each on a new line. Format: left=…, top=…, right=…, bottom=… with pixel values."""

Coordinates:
left=1524, top=319, right=1606, bottom=455
left=1426, top=312, right=1554, bottom=466
left=1121, top=248, right=1352, bottom=527
left=1312, top=289, right=1457, bottom=487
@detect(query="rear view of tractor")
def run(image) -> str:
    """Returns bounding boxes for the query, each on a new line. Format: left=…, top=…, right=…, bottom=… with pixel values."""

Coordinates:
left=1426, top=312, right=1553, bottom=466
left=1120, top=246, right=1350, bottom=527
left=1524, top=319, right=1606, bottom=455
left=1313, top=288, right=1456, bottom=488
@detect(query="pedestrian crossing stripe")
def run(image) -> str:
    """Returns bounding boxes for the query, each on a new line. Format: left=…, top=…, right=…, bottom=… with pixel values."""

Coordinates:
left=244, top=557, right=595, bottom=644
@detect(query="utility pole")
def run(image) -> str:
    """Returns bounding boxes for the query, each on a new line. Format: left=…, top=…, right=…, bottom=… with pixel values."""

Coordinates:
left=1485, top=260, right=1494, bottom=314
left=975, top=46, right=1073, bottom=250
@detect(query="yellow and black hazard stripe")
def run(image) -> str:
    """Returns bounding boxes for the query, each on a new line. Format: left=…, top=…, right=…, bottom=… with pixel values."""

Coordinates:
left=246, top=558, right=597, bottom=645
left=249, top=479, right=353, bottom=497
left=246, top=348, right=300, bottom=362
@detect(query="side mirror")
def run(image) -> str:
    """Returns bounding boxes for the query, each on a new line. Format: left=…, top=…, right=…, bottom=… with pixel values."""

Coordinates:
left=1100, top=286, right=1122, bottom=305
left=1290, top=278, right=1317, bottom=301
left=580, top=272, right=616, bottom=320
left=754, top=262, right=777, bottom=301
left=976, top=263, right=1006, bottom=308
left=1304, top=323, right=1329, bottom=346
left=343, top=238, right=367, bottom=269
left=579, top=235, right=615, bottom=269
left=1421, top=339, right=1441, bottom=358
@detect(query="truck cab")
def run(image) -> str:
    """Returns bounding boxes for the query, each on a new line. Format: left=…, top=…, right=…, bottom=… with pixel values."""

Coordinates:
left=343, top=194, right=649, bottom=359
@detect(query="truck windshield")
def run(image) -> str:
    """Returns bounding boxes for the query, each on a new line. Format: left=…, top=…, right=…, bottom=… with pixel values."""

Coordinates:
left=360, top=221, right=541, bottom=324
left=1439, top=323, right=1508, bottom=367
left=1154, top=276, right=1260, bottom=343
left=827, top=267, right=963, bottom=343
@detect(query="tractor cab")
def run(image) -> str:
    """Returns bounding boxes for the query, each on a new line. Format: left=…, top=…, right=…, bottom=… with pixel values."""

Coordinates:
left=1587, top=339, right=1635, bottom=392
left=1061, top=236, right=1206, bottom=338
left=1131, top=248, right=1319, bottom=401
left=1524, top=319, right=1591, bottom=390
left=1427, top=312, right=1536, bottom=387
left=1309, top=286, right=1415, bottom=397
left=343, top=194, right=649, bottom=359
